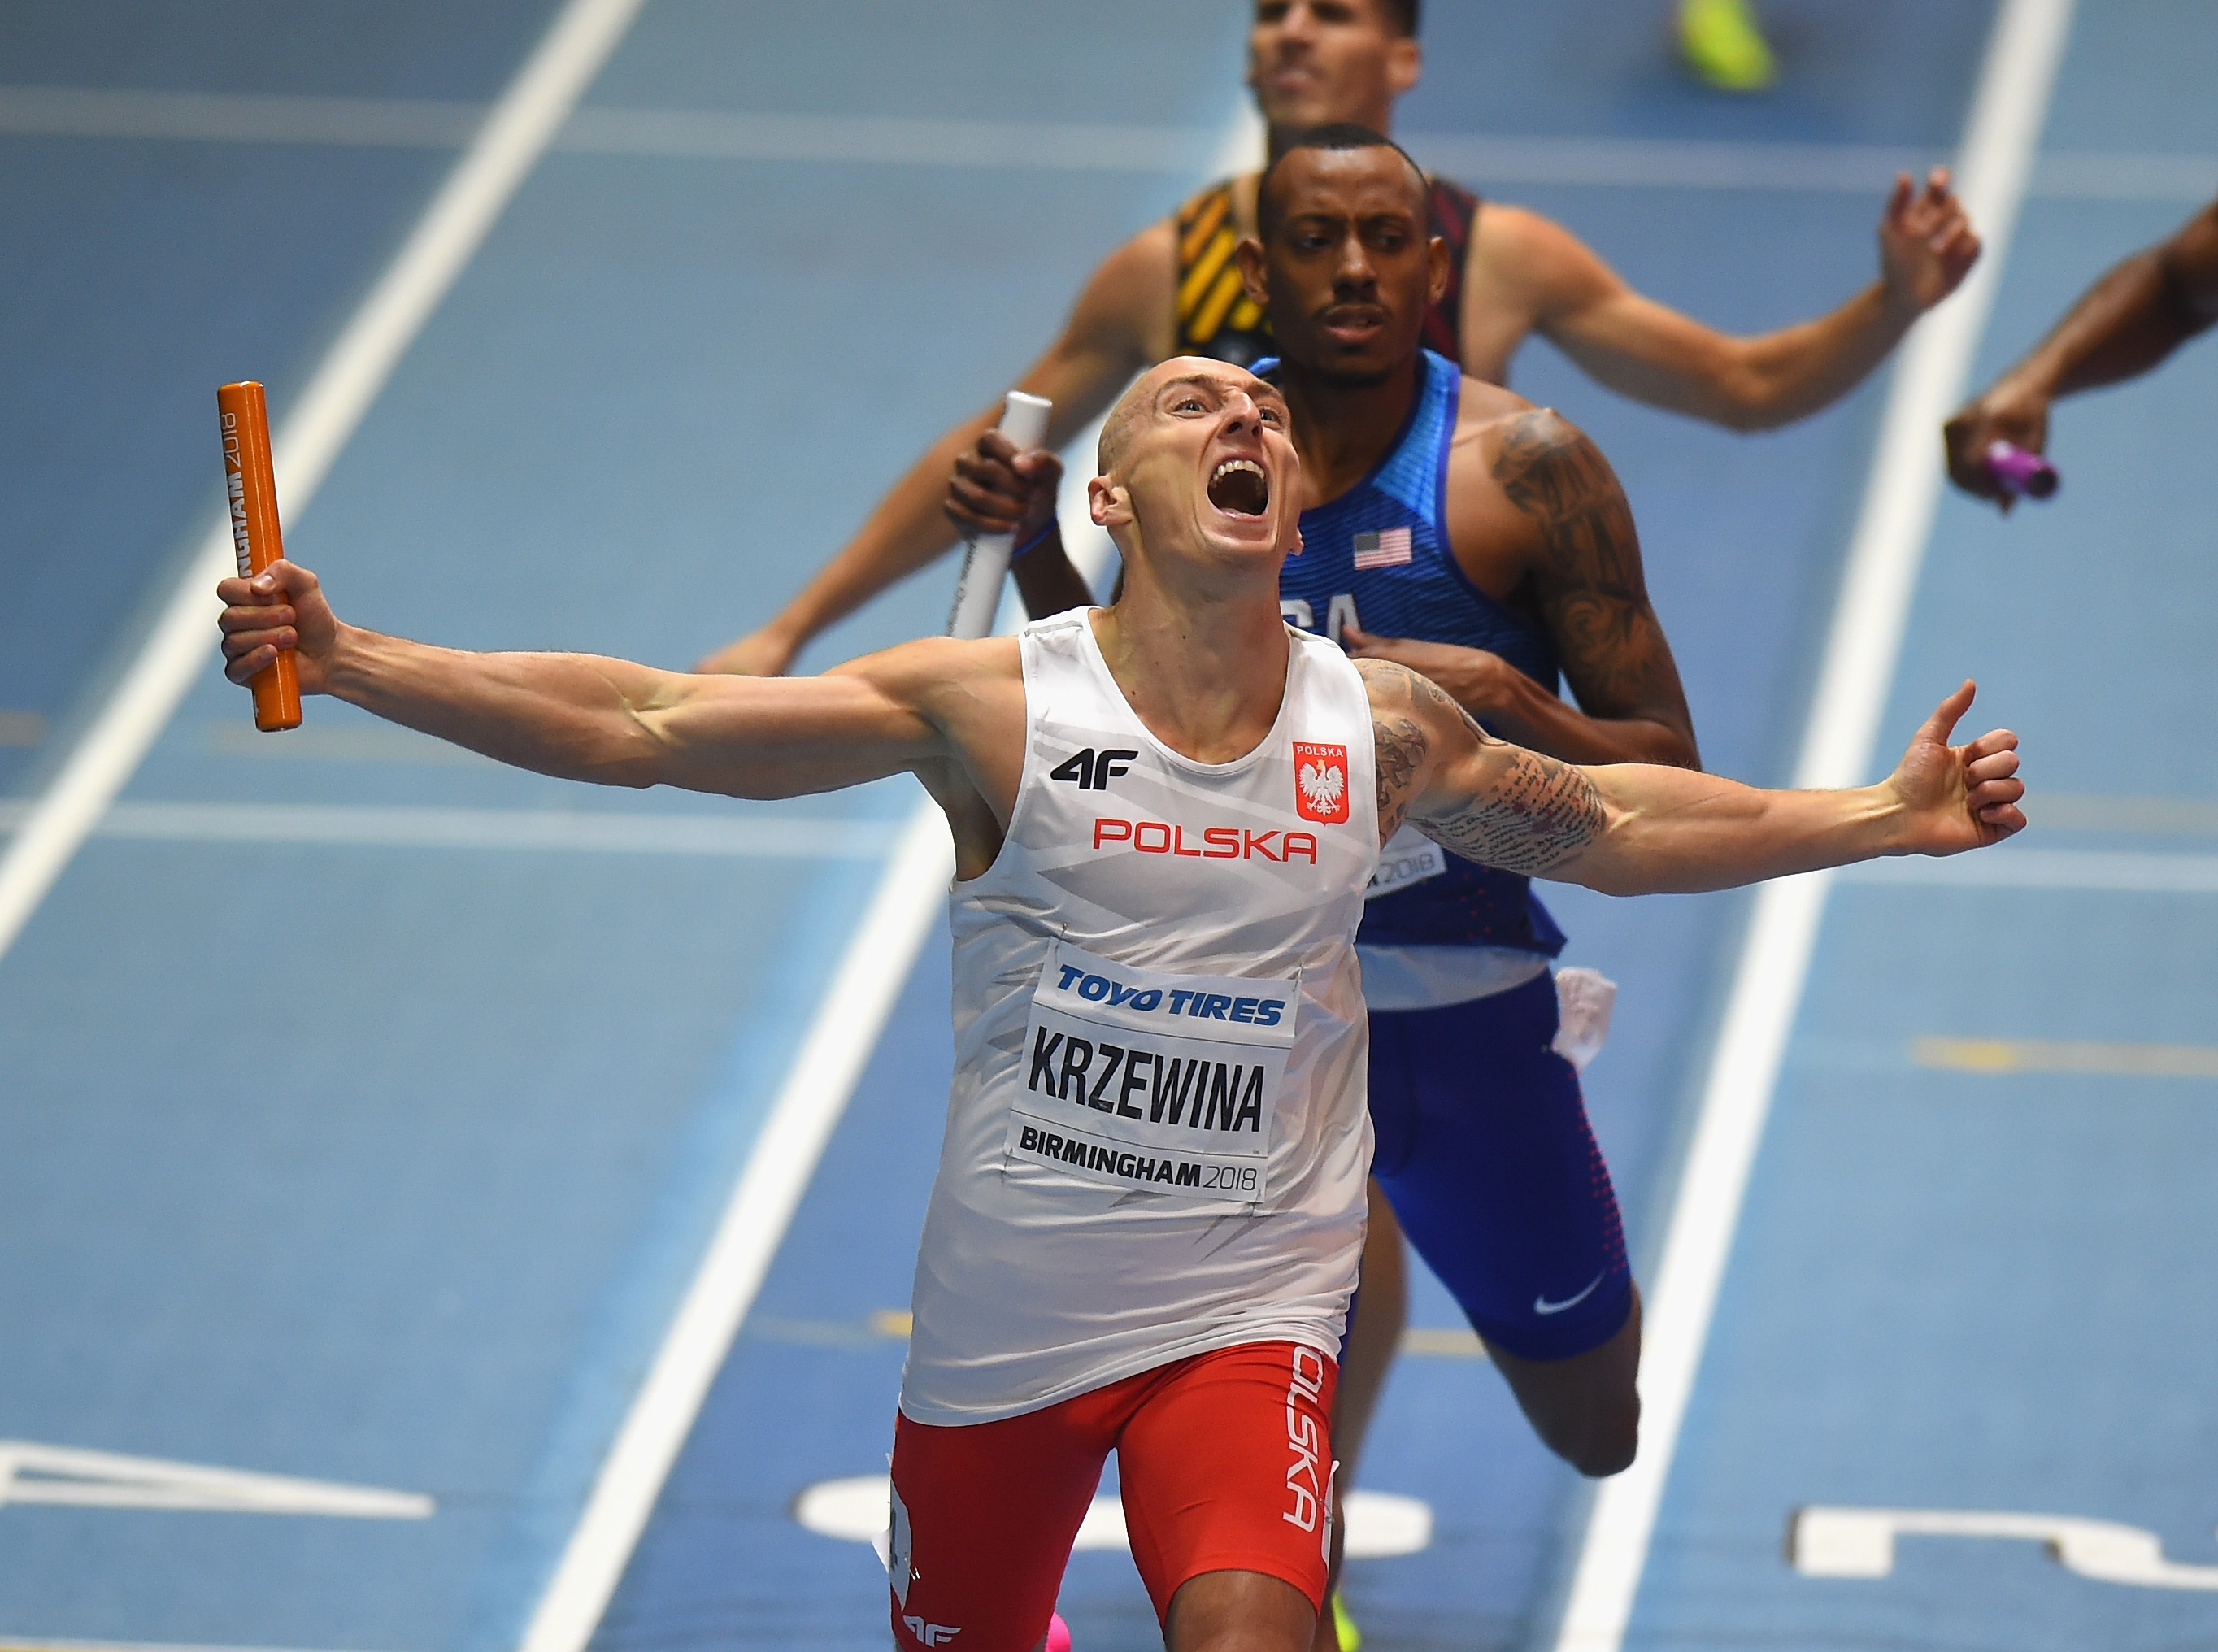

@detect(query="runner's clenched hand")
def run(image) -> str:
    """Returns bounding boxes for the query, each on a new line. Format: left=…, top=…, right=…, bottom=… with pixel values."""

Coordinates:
left=946, top=429, right=1062, bottom=545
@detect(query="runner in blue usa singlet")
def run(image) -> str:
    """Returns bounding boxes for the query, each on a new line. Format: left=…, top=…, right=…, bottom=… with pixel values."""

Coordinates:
left=1261, top=347, right=1632, bottom=1363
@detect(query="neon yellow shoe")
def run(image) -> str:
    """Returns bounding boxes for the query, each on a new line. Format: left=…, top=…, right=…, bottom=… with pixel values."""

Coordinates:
left=1679, top=0, right=1777, bottom=91
left=1331, top=1590, right=1361, bottom=1652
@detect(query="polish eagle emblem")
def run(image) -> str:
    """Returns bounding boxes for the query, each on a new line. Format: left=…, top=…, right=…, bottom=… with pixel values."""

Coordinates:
left=1299, top=760, right=1344, bottom=813
left=1290, top=741, right=1350, bottom=824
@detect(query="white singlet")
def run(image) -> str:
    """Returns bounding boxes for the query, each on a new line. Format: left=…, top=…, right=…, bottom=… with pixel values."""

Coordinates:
left=899, top=610, right=1381, bottom=1426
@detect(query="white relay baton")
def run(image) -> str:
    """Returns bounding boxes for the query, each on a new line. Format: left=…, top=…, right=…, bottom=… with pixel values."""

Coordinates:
left=947, top=389, right=1053, bottom=640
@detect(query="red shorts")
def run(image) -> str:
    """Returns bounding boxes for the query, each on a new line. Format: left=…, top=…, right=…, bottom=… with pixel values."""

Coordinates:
left=887, top=1341, right=1338, bottom=1652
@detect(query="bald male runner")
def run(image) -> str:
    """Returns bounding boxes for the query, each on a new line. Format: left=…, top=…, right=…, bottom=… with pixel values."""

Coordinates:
left=955, top=124, right=1692, bottom=1640
left=1946, top=193, right=2218, bottom=507
left=220, top=361, right=2024, bottom=1652
left=699, top=0, right=1981, bottom=680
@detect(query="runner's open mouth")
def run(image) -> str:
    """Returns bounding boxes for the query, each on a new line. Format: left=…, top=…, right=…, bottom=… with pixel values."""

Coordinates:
left=1209, top=458, right=1269, bottom=516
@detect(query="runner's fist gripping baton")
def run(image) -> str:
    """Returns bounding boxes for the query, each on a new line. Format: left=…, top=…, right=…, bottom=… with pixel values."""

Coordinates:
left=216, top=381, right=301, bottom=730
left=946, top=390, right=1050, bottom=640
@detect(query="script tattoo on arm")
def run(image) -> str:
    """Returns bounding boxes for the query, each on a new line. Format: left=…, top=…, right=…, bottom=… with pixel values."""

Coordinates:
left=1419, top=743, right=1607, bottom=875
left=1492, top=411, right=1694, bottom=746
left=1358, top=656, right=1606, bottom=874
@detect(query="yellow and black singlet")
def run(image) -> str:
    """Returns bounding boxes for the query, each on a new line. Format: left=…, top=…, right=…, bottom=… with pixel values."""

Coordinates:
left=1175, top=173, right=1480, bottom=367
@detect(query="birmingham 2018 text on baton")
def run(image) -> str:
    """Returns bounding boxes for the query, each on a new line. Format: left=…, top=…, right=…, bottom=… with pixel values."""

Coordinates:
left=217, top=380, right=302, bottom=730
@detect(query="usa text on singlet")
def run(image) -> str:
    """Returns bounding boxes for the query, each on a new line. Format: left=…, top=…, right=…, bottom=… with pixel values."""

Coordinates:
left=1268, top=347, right=1568, bottom=969
left=901, top=611, right=1380, bottom=1426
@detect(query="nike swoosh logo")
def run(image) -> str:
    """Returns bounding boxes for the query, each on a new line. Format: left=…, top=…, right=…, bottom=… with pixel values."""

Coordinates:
left=1533, top=1272, right=1606, bottom=1315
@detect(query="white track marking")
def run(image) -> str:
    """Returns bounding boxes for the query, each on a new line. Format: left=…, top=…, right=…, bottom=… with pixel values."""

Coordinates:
left=517, top=803, right=951, bottom=1652
left=792, top=1475, right=1432, bottom=1561
left=1790, top=1506, right=2218, bottom=1589
left=0, top=1641, right=396, bottom=1652
left=0, top=85, right=481, bottom=144
left=1841, top=847, right=2218, bottom=892
left=2024, top=793, right=2218, bottom=834
left=1913, top=1035, right=2218, bottom=1078
left=0, top=1440, right=429, bottom=1519
left=1407, top=133, right=1934, bottom=191
left=10, top=85, right=2196, bottom=198
left=0, top=0, right=646, bottom=971
left=0, top=800, right=895, bottom=859
left=1548, top=4, right=2078, bottom=1650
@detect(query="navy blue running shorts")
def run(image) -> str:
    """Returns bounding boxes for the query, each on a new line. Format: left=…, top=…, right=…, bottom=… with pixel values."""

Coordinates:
left=1366, top=969, right=1633, bottom=1361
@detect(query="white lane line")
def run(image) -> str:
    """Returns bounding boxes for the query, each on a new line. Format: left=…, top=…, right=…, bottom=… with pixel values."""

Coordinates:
left=0, top=799, right=896, bottom=859
left=7, top=85, right=2203, bottom=198
left=0, top=85, right=479, bottom=145
left=516, top=801, right=951, bottom=1652
left=2030, top=148, right=2218, bottom=201
left=1406, top=133, right=1934, bottom=192
left=1790, top=1505, right=2218, bottom=1589
left=1548, top=3, right=2078, bottom=1650
left=0, top=1641, right=400, bottom=1652
left=1841, top=847, right=2218, bottom=893
left=1912, top=1035, right=2218, bottom=1078
left=1410, top=133, right=2211, bottom=200
left=559, top=107, right=1215, bottom=172
left=0, top=0, right=647, bottom=970
left=793, top=1475, right=1433, bottom=1560
left=0, top=1438, right=430, bottom=1519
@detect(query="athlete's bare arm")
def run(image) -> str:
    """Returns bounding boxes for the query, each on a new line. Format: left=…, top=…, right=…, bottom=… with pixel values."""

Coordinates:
left=1344, top=398, right=1698, bottom=769
left=218, top=562, right=1022, bottom=876
left=1946, top=195, right=2218, bottom=505
left=695, top=220, right=1176, bottom=676
left=1461, top=171, right=1980, bottom=431
left=1359, top=659, right=2023, bottom=895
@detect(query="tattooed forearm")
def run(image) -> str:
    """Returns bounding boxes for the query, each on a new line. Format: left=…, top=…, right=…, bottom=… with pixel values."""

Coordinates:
left=1419, top=746, right=1607, bottom=876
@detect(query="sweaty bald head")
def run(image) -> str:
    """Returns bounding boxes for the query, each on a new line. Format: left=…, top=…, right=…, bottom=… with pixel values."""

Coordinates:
left=1098, top=357, right=1281, bottom=480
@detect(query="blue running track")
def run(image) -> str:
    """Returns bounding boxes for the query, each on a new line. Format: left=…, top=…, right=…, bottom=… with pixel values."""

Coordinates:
left=2, top=4, right=2211, bottom=1650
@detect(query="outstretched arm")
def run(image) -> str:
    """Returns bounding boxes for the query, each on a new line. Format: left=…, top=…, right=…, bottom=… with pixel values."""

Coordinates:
left=1363, top=663, right=2023, bottom=897
left=694, top=220, right=1171, bottom=676
left=220, top=561, right=955, bottom=800
left=1945, top=196, right=2218, bottom=506
left=1482, top=172, right=1978, bottom=431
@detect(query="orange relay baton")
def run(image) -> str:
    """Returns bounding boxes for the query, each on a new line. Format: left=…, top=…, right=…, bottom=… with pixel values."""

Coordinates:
left=216, top=380, right=301, bottom=731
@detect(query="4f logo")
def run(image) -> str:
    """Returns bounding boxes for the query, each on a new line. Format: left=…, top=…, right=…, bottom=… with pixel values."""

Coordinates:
left=902, top=1619, right=962, bottom=1647
left=1050, top=747, right=1137, bottom=790
left=1292, top=742, right=1349, bottom=824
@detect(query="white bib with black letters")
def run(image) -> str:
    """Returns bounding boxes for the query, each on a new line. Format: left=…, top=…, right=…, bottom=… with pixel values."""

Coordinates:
left=1008, top=939, right=1295, bottom=1206
left=901, top=609, right=1380, bottom=1427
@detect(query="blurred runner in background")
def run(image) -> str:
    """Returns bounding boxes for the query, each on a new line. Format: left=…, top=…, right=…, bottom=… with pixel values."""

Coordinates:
left=1678, top=0, right=1777, bottom=93
left=1946, top=195, right=2218, bottom=508
left=699, top=0, right=1978, bottom=679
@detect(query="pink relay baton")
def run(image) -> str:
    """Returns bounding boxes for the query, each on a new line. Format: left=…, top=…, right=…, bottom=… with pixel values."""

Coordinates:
left=1984, top=440, right=2059, bottom=501
left=947, top=390, right=1053, bottom=639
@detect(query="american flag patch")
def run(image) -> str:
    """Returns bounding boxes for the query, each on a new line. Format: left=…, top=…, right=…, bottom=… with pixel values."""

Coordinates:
left=1351, top=527, right=1413, bottom=569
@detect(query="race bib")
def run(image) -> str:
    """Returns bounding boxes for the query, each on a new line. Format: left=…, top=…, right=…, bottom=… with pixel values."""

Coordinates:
left=1366, top=823, right=1446, bottom=900
left=1006, top=940, right=1297, bottom=1207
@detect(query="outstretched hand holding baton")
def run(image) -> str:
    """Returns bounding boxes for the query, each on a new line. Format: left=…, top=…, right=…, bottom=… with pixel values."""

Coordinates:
left=216, top=381, right=302, bottom=729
